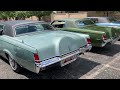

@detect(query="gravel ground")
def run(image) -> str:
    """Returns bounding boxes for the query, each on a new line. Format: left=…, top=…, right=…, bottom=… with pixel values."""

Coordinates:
left=0, top=41, right=120, bottom=79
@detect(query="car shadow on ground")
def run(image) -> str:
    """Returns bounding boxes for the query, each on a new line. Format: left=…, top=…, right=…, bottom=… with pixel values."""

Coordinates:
left=19, top=57, right=100, bottom=79
left=0, top=56, right=9, bottom=64
left=90, top=43, right=120, bottom=56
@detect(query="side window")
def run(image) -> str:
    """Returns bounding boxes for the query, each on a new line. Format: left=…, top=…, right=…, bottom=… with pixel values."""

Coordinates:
left=51, top=21, right=65, bottom=28
left=0, top=25, right=4, bottom=30
left=15, top=25, right=28, bottom=35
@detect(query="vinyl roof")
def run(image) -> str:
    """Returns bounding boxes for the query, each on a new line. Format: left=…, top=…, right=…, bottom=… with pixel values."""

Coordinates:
left=0, top=20, right=45, bottom=26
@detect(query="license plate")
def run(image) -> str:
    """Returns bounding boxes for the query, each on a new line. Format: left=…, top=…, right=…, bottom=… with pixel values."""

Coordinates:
left=60, top=54, right=78, bottom=67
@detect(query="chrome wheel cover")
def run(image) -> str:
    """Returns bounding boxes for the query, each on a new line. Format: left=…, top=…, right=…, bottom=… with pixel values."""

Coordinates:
left=9, top=57, right=17, bottom=70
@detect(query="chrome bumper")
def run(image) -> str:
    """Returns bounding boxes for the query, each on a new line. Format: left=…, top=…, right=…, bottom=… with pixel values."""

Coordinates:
left=35, top=44, right=92, bottom=73
left=101, top=39, right=112, bottom=47
left=111, top=36, right=120, bottom=44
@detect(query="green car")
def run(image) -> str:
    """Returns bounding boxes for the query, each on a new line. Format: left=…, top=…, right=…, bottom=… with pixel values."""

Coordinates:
left=51, top=18, right=120, bottom=47
left=0, top=20, right=92, bottom=73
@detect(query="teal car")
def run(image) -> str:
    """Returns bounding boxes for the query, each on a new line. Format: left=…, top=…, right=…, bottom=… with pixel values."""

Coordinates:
left=0, top=20, right=92, bottom=73
left=51, top=18, right=120, bottom=47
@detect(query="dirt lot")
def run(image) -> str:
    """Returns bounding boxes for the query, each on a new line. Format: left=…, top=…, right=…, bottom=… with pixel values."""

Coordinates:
left=0, top=41, right=120, bottom=79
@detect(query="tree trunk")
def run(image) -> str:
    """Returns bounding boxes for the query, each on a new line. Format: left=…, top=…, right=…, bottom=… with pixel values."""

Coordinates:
left=4, top=18, right=8, bottom=21
left=15, top=17, right=19, bottom=20
left=38, top=17, right=41, bottom=21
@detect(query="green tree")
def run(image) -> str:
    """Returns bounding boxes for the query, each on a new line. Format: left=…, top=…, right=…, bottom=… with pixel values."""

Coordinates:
left=30, top=11, right=52, bottom=20
left=15, top=11, right=32, bottom=20
left=0, top=11, right=52, bottom=21
left=0, top=11, right=16, bottom=20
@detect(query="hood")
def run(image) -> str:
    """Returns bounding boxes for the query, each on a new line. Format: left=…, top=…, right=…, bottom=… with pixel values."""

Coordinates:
left=14, top=30, right=87, bottom=61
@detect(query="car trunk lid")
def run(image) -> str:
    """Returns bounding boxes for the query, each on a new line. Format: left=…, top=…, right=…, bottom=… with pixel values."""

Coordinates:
left=15, top=31, right=87, bottom=61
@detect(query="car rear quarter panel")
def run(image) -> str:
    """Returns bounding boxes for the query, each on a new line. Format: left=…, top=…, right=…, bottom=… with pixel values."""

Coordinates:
left=59, top=28, right=105, bottom=47
left=0, top=35, right=37, bottom=72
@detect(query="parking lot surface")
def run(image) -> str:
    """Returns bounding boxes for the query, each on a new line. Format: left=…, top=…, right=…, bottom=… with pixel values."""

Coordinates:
left=1, top=41, right=120, bottom=79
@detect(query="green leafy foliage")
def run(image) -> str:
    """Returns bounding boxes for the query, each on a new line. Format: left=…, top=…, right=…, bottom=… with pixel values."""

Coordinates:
left=30, top=11, right=52, bottom=20
left=0, top=11, right=52, bottom=20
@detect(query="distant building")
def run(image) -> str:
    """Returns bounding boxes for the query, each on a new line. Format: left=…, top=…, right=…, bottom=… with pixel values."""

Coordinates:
left=51, top=11, right=120, bottom=20
left=51, top=11, right=88, bottom=21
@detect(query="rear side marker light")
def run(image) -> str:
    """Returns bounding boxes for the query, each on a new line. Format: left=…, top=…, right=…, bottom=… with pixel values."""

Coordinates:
left=34, top=53, right=40, bottom=63
left=87, top=38, right=91, bottom=44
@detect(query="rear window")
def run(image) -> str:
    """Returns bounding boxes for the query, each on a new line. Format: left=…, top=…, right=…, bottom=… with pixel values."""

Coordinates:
left=15, top=25, right=28, bottom=35
left=15, top=23, right=55, bottom=35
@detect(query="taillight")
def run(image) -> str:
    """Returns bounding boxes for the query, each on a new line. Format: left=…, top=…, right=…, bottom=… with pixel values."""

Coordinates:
left=87, top=38, right=91, bottom=44
left=102, top=35, right=107, bottom=40
left=34, top=53, right=40, bottom=63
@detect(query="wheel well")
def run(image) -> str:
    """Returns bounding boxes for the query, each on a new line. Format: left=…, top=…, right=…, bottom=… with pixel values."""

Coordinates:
left=5, top=53, right=9, bottom=60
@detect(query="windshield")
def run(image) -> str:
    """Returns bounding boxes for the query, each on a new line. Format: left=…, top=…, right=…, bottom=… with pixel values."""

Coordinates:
left=15, top=22, right=55, bottom=35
